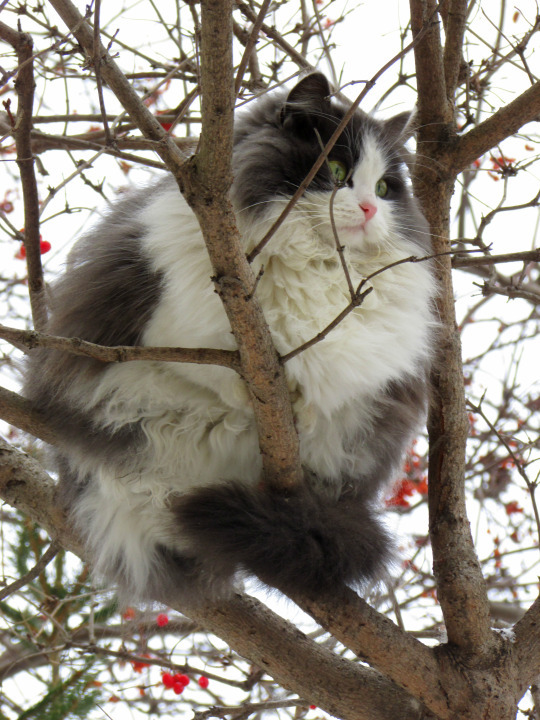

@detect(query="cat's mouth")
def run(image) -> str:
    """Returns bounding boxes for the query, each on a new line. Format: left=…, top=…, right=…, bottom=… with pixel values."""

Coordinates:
left=337, top=223, right=365, bottom=235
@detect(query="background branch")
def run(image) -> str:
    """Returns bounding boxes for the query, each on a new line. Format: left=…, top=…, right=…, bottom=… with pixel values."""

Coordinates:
left=410, top=0, right=494, bottom=657
left=0, top=21, right=47, bottom=330
left=451, top=81, right=540, bottom=173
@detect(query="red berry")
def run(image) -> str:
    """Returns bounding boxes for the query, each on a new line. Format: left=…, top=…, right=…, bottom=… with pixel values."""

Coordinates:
left=162, top=672, right=174, bottom=688
left=173, top=682, right=184, bottom=695
left=39, top=240, right=51, bottom=254
left=310, top=705, right=317, bottom=710
left=174, top=673, right=190, bottom=686
left=123, top=607, right=136, bottom=621
left=198, top=676, right=209, bottom=689
left=15, top=244, right=26, bottom=259
left=156, top=613, right=169, bottom=627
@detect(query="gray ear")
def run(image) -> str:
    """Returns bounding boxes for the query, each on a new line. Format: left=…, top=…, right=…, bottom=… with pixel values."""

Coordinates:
left=280, top=73, right=332, bottom=129
left=384, top=110, right=417, bottom=142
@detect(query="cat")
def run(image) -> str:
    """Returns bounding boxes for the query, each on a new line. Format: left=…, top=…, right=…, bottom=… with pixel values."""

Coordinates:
left=23, top=73, right=436, bottom=603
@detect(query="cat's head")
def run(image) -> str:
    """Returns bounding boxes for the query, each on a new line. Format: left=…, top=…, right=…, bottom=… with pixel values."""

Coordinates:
left=232, top=73, right=429, bottom=255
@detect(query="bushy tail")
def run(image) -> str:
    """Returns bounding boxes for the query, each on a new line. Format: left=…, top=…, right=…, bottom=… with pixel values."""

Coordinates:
left=173, top=479, right=392, bottom=596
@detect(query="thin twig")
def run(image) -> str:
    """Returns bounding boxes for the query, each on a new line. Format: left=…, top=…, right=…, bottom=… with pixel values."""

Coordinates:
left=1, top=23, right=48, bottom=331
left=92, top=0, right=112, bottom=146
left=467, top=398, right=540, bottom=550
left=234, top=0, right=272, bottom=94
left=0, top=542, right=59, bottom=602
left=281, top=247, right=466, bottom=363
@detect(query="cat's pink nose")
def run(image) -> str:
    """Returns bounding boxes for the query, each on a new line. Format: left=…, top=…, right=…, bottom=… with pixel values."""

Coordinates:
left=360, top=202, right=377, bottom=221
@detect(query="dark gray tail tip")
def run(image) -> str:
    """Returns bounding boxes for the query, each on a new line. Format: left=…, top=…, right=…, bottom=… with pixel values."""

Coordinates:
left=173, top=480, right=394, bottom=597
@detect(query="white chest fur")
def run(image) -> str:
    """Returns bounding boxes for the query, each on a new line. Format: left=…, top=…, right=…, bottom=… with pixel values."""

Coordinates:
left=86, top=183, right=435, bottom=490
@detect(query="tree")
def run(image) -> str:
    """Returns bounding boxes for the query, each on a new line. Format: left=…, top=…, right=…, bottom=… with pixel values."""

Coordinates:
left=0, top=0, right=540, bottom=718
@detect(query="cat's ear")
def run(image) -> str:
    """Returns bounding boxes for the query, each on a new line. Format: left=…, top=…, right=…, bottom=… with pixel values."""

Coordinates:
left=280, top=73, right=332, bottom=131
left=384, top=110, right=418, bottom=143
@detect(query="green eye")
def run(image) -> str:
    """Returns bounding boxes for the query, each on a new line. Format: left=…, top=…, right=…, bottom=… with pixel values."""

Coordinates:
left=328, top=160, right=348, bottom=184
left=375, top=178, right=388, bottom=197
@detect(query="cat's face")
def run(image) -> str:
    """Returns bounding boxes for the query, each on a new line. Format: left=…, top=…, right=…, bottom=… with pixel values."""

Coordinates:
left=232, top=73, right=429, bottom=254
left=300, top=131, right=406, bottom=254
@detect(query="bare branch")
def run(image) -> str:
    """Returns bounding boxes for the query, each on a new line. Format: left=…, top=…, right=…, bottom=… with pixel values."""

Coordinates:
left=0, top=323, right=241, bottom=371
left=442, top=0, right=467, bottom=100
left=451, top=81, right=540, bottom=174
left=234, top=0, right=272, bottom=94
left=0, top=22, right=47, bottom=330
left=235, top=1, right=315, bottom=72
left=410, top=0, right=495, bottom=657
left=46, top=0, right=303, bottom=491
left=452, top=248, right=540, bottom=269
left=410, top=0, right=452, bottom=139
left=0, top=541, right=59, bottom=601
left=292, top=585, right=450, bottom=718
left=0, top=386, right=57, bottom=445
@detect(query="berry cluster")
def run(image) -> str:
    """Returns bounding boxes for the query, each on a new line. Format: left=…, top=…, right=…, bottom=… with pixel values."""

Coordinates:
left=15, top=239, right=51, bottom=259
left=161, top=672, right=191, bottom=695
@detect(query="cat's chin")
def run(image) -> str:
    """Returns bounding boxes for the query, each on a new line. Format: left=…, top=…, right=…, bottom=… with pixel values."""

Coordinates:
left=337, top=223, right=366, bottom=235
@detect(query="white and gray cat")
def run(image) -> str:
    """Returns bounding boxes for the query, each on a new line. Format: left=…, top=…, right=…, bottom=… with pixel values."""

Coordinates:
left=24, top=73, right=436, bottom=601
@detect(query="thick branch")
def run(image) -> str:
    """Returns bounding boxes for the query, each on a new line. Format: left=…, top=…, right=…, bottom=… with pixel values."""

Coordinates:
left=46, top=0, right=304, bottom=491
left=173, top=592, right=427, bottom=720
left=410, top=0, right=453, bottom=141
left=292, top=586, right=450, bottom=718
left=410, top=0, right=494, bottom=657
left=0, top=386, right=57, bottom=445
left=0, top=438, right=80, bottom=552
left=178, top=0, right=302, bottom=489
left=450, top=81, right=540, bottom=174
left=442, top=0, right=467, bottom=100
left=514, top=595, right=540, bottom=689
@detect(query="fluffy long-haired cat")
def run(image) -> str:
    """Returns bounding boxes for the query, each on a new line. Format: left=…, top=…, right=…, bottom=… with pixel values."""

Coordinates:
left=24, top=73, right=436, bottom=602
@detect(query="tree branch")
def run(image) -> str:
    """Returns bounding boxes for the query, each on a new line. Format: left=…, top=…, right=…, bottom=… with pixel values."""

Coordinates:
left=292, top=586, right=451, bottom=718
left=0, top=21, right=47, bottom=331
left=169, top=591, right=427, bottom=720
left=0, top=541, right=59, bottom=601
left=514, top=595, right=540, bottom=689
left=452, top=248, right=540, bottom=269
left=0, top=438, right=80, bottom=553
left=46, top=0, right=304, bottom=492
left=410, top=0, right=495, bottom=657
left=450, top=81, right=540, bottom=174
left=0, top=323, right=241, bottom=371
left=410, top=0, right=452, bottom=143
left=442, top=0, right=467, bottom=100
left=0, top=386, right=57, bottom=445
